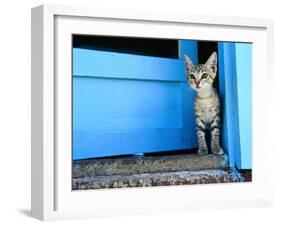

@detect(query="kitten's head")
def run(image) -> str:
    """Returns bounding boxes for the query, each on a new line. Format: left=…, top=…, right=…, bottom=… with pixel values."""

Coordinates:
left=184, top=52, right=217, bottom=92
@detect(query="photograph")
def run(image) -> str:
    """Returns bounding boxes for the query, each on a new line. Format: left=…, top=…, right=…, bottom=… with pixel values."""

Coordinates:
left=71, top=35, right=252, bottom=190
left=29, top=2, right=277, bottom=221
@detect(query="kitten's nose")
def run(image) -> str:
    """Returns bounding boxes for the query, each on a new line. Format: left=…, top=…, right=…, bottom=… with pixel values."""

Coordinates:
left=195, top=80, right=200, bottom=87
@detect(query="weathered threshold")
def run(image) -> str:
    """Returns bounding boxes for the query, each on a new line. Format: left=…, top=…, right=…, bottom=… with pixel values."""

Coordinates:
left=73, top=153, right=228, bottom=177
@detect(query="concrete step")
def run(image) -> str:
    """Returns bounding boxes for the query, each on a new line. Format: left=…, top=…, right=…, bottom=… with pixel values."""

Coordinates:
left=73, top=168, right=245, bottom=190
left=73, top=153, right=228, bottom=177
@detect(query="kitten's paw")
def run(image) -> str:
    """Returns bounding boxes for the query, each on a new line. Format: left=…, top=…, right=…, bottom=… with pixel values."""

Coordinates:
left=211, top=146, right=224, bottom=155
left=197, top=147, right=208, bottom=156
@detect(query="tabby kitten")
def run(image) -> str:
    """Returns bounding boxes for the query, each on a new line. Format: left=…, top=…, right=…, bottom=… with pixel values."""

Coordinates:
left=184, top=52, right=224, bottom=155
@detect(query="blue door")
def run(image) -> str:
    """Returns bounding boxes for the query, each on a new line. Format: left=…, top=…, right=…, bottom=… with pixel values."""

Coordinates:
left=73, top=40, right=198, bottom=159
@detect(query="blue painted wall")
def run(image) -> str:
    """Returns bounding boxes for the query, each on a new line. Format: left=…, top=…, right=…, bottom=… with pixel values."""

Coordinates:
left=73, top=41, right=198, bottom=159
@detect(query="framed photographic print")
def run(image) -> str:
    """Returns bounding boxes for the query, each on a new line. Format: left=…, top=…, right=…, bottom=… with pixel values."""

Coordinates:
left=31, top=4, right=274, bottom=221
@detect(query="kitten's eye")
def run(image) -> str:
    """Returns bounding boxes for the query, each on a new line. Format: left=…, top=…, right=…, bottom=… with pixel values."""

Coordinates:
left=201, top=73, right=208, bottom=79
left=189, top=74, right=195, bottom=80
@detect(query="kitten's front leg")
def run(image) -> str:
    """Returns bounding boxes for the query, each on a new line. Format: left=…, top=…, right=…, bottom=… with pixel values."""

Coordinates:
left=210, top=120, right=224, bottom=155
left=196, top=122, right=208, bottom=155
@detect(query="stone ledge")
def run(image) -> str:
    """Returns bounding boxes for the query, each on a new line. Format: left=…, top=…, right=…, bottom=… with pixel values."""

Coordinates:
left=73, top=153, right=228, bottom=177
left=73, top=168, right=245, bottom=190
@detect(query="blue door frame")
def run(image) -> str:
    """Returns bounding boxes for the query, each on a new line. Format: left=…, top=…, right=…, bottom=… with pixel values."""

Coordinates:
left=73, top=40, right=252, bottom=170
left=218, top=42, right=252, bottom=169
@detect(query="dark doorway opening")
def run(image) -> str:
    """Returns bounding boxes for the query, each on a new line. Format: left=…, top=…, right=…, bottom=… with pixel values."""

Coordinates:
left=198, top=41, right=219, bottom=91
left=73, top=35, right=179, bottom=59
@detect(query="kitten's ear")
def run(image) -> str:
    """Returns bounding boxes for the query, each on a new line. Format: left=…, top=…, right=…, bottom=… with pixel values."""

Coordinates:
left=184, top=54, right=194, bottom=71
left=205, top=52, right=217, bottom=75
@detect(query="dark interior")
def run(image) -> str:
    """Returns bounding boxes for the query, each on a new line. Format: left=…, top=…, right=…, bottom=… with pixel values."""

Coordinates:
left=198, top=41, right=219, bottom=91
left=73, top=35, right=179, bottom=58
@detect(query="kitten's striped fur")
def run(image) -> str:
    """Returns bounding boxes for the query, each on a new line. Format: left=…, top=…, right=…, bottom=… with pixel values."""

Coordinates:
left=184, top=52, right=224, bottom=155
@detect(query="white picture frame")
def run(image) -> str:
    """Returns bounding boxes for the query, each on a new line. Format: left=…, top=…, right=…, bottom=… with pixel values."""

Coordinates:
left=31, top=4, right=274, bottom=221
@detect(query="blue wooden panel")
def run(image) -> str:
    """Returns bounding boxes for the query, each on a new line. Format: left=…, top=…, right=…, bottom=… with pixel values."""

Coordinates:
left=73, top=41, right=198, bottom=160
left=73, top=77, right=182, bottom=132
left=179, top=40, right=198, bottom=61
left=179, top=40, right=198, bottom=147
left=218, top=42, right=252, bottom=169
left=218, top=42, right=241, bottom=168
left=73, top=76, right=186, bottom=159
left=235, top=43, right=252, bottom=169
left=73, top=129, right=184, bottom=159
left=73, top=48, right=186, bottom=82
